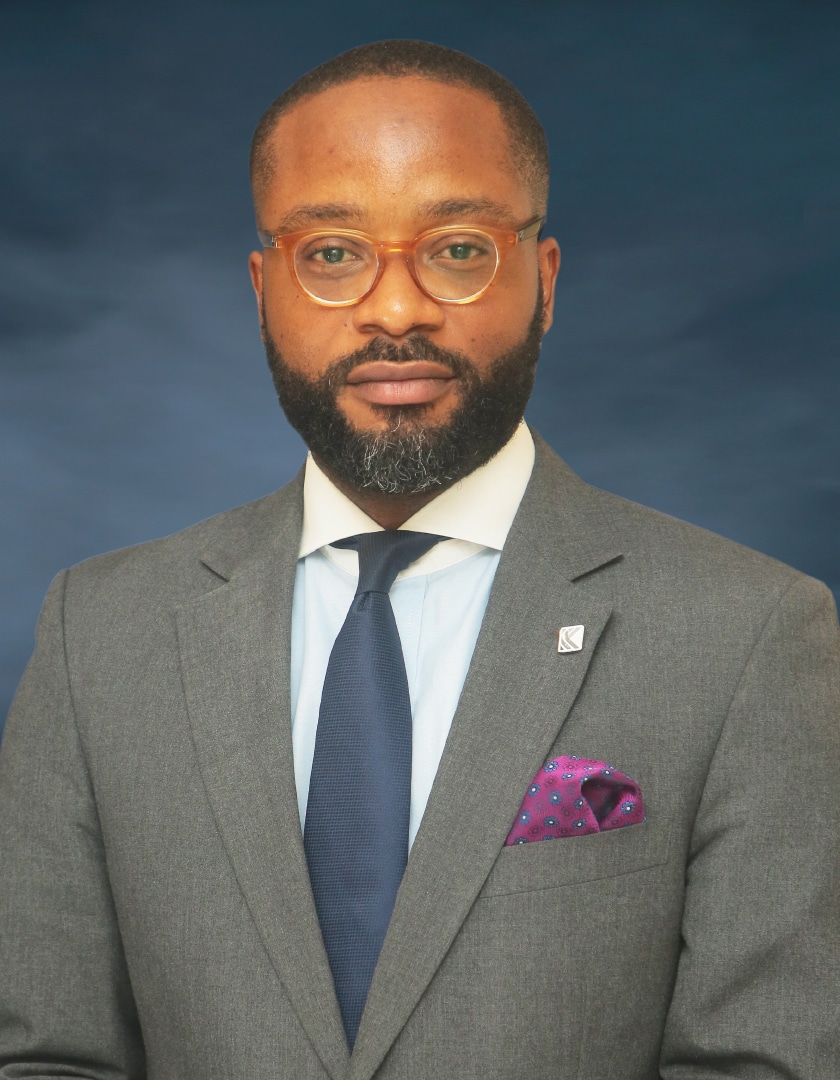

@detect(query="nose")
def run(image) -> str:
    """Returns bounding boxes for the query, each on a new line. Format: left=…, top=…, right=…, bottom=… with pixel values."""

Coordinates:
left=351, top=250, right=445, bottom=338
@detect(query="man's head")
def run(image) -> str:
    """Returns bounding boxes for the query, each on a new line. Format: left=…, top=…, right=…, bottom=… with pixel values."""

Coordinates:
left=247, top=41, right=560, bottom=505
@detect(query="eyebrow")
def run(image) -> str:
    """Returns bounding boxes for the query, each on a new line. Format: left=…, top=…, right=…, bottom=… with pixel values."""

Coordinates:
left=271, top=203, right=367, bottom=234
left=416, top=198, right=520, bottom=227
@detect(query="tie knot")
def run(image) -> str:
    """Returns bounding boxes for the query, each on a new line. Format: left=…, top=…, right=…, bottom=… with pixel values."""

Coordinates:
left=334, top=531, right=444, bottom=595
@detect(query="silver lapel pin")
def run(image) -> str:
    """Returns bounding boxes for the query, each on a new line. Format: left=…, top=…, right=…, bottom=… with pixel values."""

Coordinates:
left=557, top=624, right=584, bottom=653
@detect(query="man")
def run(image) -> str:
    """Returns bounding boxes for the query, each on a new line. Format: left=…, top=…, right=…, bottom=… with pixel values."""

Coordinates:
left=1, top=39, right=839, bottom=1080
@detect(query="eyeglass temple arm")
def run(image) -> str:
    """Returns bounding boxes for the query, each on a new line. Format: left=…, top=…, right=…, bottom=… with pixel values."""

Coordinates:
left=516, top=217, right=546, bottom=243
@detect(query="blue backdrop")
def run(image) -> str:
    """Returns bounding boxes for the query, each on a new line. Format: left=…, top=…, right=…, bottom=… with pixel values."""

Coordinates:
left=2, top=0, right=839, bottom=725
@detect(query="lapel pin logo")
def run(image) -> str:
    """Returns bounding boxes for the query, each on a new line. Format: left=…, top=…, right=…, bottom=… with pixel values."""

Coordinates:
left=557, top=625, right=584, bottom=653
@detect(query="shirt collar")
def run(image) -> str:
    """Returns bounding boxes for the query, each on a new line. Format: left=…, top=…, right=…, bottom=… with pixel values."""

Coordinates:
left=298, top=421, right=534, bottom=565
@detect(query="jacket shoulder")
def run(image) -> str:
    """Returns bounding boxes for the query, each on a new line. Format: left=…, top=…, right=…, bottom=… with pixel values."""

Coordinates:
left=528, top=433, right=826, bottom=608
left=59, top=473, right=304, bottom=610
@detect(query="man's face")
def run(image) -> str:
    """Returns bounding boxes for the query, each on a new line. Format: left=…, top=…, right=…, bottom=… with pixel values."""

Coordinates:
left=248, top=76, right=560, bottom=493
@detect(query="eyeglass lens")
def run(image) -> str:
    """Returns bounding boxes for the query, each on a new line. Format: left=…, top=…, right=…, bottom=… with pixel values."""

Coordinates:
left=293, top=229, right=501, bottom=303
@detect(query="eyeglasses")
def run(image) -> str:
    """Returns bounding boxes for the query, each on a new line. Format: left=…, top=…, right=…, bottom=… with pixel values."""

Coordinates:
left=256, top=216, right=545, bottom=307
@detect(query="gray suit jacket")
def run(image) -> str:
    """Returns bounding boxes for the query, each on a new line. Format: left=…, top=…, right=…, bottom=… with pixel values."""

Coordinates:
left=2, top=436, right=839, bottom=1079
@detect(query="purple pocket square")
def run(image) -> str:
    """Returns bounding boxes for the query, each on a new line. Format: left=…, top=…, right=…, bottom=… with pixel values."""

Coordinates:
left=505, top=756, right=645, bottom=845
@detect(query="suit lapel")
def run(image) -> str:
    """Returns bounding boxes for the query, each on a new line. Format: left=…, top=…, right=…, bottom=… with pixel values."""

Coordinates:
left=176, top=480, right=350, bottom=1080
left=349, top=438, right=622, bottom=1079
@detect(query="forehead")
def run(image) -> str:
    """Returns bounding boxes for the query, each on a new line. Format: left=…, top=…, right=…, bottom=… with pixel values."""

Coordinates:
left=256, top=77, right=531, bottom=232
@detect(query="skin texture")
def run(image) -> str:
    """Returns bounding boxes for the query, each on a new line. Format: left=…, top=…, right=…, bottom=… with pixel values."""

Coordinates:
left=248, top=76, right=560, bottom=527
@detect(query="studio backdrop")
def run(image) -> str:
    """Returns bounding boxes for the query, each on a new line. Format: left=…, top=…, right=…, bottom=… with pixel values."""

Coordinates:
left=2, top=0, right=839, bottom=725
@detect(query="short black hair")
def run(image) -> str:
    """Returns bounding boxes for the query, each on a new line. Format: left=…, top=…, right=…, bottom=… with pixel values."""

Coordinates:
left=249, top=39, right=549, bottom=214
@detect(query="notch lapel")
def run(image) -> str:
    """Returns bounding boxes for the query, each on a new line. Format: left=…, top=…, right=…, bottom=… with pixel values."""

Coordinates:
left=349, top=438, right=622, bottom=1079
left=176, top=483, right=350, bottom=1079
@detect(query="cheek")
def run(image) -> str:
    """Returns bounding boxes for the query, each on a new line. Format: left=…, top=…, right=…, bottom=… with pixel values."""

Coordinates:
left=262, top=272, right=353, bottom=368
left=458, top=278, right=540, bottom=350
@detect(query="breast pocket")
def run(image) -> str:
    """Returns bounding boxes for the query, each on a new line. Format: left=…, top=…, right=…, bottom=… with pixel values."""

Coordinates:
left=478, top=821, right=671, bottom=898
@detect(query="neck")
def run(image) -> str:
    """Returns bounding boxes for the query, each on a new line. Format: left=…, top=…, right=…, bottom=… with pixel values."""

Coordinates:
left=312, top=455, right=444, bottom=529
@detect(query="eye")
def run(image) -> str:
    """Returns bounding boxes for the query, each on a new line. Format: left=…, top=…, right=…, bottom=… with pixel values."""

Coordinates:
left=423, top=232, right=495, bottom=267
left=296, top=235, right=371, bottom=279
left=443, top=242, right=481, bottom=261
left=311, top=245, right=356, bottom=264
left=297, top=235, right=368, bottom=261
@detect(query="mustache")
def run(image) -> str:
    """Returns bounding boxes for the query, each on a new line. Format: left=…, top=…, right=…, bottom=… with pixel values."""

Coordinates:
left=322, top=335, right=475, bottom=390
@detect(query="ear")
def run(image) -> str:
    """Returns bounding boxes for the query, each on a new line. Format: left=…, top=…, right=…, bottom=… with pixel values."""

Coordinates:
left=537, top=236, right=561, bottom=333
left=248, top=250, right=264, bottom=324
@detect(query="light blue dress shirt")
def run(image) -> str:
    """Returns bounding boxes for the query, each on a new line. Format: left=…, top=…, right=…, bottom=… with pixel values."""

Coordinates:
left=290, top=422, right=535, bottom=849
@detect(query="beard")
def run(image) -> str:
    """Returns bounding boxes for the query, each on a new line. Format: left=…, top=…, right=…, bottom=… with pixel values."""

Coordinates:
left=262, top=293, right=545, bottom=496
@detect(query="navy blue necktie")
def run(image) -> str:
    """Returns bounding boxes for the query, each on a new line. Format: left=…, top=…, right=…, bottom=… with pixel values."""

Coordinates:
left=304, top=530, right=443, bottom=1047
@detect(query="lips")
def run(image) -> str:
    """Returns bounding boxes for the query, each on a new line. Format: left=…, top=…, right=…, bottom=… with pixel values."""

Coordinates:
left=345, top=361, right=455, bottom=384
left=344, top=361, right=456, bottom=406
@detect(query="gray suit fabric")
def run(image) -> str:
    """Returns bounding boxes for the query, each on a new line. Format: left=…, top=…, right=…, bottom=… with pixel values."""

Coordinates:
left=2, top=434, right=839, bottom=1079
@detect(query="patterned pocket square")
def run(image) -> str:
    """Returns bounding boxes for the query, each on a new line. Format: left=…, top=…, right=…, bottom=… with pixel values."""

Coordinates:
left=505, top=755, right=645, bottom=845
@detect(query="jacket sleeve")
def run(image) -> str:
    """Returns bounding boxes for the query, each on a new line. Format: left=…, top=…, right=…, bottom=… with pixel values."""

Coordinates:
left=660, top=573, right=840, bottom=1077
left=0, top=571, right=146, bottom=1079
